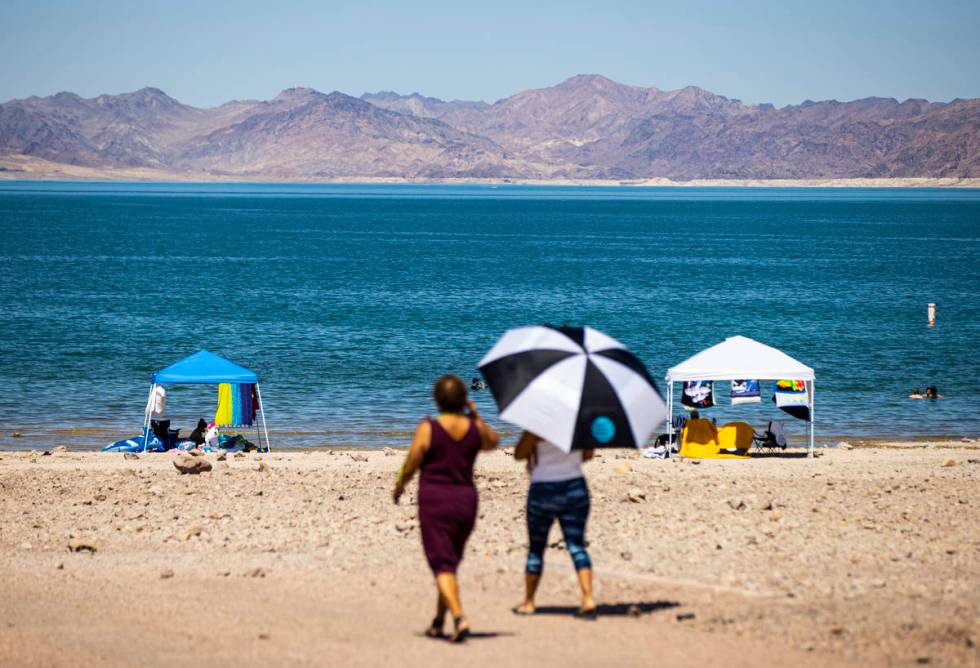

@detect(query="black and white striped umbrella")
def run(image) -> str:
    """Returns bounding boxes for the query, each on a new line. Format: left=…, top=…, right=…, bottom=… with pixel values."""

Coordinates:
left=478, top=325, right=666, bottom=452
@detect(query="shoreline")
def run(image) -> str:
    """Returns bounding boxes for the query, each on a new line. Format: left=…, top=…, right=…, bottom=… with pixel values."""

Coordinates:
left=0, top=426, right=975, bottom=453
left=1, top=156, right=979, bottom=188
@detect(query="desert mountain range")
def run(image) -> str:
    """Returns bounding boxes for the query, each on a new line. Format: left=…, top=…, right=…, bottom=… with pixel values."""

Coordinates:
left=1, top=74, right=977, bottom=180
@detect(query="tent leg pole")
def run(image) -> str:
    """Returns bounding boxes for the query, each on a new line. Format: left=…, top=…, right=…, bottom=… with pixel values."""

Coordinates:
left=809, top=380, right=815, bottom=459
left=667, top=381, right=673, bottom=457
left=142, top=384, right=154, bottom=453
left=256, top=384, right=270, bottom=452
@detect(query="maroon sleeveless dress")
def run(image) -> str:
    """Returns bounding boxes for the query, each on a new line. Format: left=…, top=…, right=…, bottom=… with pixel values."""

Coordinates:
left=418, top=417, right=481, bottom=575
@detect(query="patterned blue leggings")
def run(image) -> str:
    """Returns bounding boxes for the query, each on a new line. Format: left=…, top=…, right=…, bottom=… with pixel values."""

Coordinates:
left=525, top=477, right=592, bottom=574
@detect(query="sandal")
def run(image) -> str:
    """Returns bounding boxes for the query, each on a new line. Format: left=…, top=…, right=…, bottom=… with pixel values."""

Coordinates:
left=424, top=616, right=445, bottom=638
left=511, top=605, right=535, bottom=616
left=450, top=614, right=470, bottom=643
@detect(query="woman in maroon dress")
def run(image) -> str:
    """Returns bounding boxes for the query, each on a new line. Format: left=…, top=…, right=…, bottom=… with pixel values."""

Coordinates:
left=393, top=375, right=499, bottom=642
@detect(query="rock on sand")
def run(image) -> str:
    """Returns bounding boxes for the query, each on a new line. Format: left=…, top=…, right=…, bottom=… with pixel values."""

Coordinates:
left=173, top=454, right=212, bottom=474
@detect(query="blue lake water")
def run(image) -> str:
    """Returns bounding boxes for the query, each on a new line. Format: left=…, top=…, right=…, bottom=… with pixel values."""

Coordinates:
left=0, top=181, right=977, bottom=450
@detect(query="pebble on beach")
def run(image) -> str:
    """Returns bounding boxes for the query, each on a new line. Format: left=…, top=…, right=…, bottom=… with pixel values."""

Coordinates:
left=173, top=454, right=212, bottom=474
left=67, top=539, right=96, bottom=553
left=183, top=524, right=204, bottom=541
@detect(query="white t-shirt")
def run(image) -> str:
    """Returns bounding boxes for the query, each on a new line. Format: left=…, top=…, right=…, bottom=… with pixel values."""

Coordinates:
left=530, top=440, right=584, bottom=483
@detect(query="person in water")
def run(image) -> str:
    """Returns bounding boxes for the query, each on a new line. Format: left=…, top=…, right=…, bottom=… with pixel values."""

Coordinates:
left=511, top=431, right=597, bottom=619
left=924, top=386, right=944, bottom=398
left=909, top=388, right=924, bottom=399
left=393, top=375, right=499, bottom=642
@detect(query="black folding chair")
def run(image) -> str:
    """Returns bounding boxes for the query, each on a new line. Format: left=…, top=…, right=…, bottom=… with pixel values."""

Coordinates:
left=654, top=415, right=688, bottom=451
left=753, top=420, right=787, bottom=454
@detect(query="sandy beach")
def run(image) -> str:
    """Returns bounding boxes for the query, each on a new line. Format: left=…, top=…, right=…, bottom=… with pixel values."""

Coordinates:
left=1, top=443, right=977, bottom=667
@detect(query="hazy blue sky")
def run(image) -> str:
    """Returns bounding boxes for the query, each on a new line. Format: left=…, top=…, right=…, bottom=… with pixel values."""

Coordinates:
left=2, top=0, right=978, bottom=106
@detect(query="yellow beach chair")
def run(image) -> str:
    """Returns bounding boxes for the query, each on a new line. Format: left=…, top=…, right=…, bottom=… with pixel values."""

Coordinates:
left=678, top=419, right=719, bottom=458
left=679, top=419, right=752, bottom=459
left=716, top=422, right=753, bottom=458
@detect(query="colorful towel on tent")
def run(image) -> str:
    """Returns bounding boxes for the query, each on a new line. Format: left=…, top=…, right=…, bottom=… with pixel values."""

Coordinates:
left=215, top=383, right=257, bottom=427
left=215, top=384, right=233, bottom=425
left=773, top=379, right=810, bottom=420
left=681, top=381, right=714, bottom=409
left=731, top=379, right=761, bottom=405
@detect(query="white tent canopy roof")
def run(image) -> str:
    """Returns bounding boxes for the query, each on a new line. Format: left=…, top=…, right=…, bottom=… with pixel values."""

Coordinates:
left=666, top=335, right=815, bottom=382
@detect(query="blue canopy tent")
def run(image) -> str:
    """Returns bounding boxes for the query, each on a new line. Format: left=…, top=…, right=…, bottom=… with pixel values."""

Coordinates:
left=141, top=350, right=270, bottom=452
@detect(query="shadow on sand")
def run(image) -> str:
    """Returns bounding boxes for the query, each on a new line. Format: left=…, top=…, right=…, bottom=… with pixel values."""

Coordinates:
left=417, top=631, right=515, bottom=642
left=531, top=600, right=680, bottom=617
left=749, top=450, right=813, bottom=459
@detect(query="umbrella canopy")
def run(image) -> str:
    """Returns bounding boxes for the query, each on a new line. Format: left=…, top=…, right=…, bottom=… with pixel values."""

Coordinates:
left=478, top=325, right=666, bottom=452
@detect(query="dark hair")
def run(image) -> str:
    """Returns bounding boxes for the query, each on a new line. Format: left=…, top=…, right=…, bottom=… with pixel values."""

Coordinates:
left=691, top=410, right=700, bottom=419
left=434, top=375, right=467, bottom=413
left=925, top=386, right=938, bottom=397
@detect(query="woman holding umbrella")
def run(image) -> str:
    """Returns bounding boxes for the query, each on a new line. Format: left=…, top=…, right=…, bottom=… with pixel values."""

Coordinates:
left=513, top=431, right=597, bottom=618
left=393, top=375, right=499, bottom=642
left=478, top=325, right=667, bottom=620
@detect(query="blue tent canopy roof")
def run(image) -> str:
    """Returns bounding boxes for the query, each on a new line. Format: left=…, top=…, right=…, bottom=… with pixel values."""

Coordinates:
left=152, top=350, right=259, bottom=385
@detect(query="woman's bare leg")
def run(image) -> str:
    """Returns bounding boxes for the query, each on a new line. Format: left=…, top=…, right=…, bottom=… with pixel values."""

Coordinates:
left=435, top=591, right=448, bottom=621
left=515, top=573, right=541, bottom=613
left=424, top=589, right=449, bottom=637
left=577, top=567, right=596, bottom=612
left=435, top=573, right=463, bottom=617
left=435, top=573, right=469, bottom=641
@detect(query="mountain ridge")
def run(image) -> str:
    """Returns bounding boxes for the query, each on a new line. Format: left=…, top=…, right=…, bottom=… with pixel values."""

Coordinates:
left=1, top=75, right=977, bottom=179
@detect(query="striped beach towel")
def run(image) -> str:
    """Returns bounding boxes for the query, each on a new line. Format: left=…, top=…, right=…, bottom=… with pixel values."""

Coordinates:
left=215, top=383, right=257, bottom=427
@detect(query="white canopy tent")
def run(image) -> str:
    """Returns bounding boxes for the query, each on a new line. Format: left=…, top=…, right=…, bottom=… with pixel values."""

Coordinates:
left=665, top=335, right=816, bottom=456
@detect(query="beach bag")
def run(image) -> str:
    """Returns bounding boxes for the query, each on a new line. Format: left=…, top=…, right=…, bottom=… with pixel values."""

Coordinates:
left=205, top=422, right=220, bottom=450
